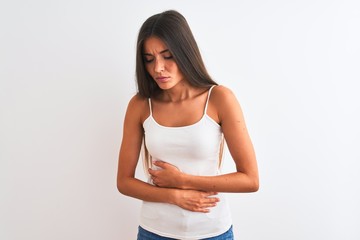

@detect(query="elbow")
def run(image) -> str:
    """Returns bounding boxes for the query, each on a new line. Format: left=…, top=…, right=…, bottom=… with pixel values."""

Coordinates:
left=250, top=176, right=260, bottom=192
left=117, top=178, right=128, bottom=196
left=117, top=182, right=124, bottom=195
left=251, top=179, right=260, bottom=192
left=245, top=175, right=259, bottom=192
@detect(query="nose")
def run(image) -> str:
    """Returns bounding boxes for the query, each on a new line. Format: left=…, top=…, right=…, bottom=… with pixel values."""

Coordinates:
left=154, top=58, right=165, bottom=73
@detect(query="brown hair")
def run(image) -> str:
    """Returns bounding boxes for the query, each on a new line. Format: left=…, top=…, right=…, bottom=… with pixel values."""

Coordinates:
left=136, top=10, right=224, bottom=174
left=135, top=10, right=218, bottom=98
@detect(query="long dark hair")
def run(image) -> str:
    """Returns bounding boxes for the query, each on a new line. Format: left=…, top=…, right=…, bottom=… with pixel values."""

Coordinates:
left=136, top=10, right=218, bottom=98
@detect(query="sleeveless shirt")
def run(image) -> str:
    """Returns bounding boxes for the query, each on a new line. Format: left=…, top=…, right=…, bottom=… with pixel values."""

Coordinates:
left=140, top=86, right=232, bottom=240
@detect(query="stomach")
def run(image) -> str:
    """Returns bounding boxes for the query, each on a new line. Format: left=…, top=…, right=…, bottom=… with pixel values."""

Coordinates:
left=140, top=193, right=232, bottom=237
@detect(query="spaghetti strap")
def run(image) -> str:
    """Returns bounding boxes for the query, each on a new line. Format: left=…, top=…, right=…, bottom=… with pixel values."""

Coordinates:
left=148, top=98, right=153, bottom=115
left=204, top=85, right=216, bottom=115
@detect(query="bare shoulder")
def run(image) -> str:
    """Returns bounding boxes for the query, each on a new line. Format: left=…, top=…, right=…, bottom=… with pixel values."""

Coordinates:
left=126, top=93, right=150, bottom=123
left=210, top=85, right=243, bottom=124
left=211, top=85, right=239, bottom=106
left=128, top=93, right=148, bottom=107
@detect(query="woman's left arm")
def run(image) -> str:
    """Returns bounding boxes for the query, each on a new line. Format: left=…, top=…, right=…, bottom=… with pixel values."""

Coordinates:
left=149, top=86, right=259, bottom=193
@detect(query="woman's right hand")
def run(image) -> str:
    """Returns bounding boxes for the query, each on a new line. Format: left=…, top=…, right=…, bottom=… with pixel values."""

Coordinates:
left=172, top=189, right=220, bottom=213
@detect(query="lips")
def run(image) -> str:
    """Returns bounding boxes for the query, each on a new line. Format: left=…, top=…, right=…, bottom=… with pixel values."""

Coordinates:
left=155, top=76, right=170, bottom=83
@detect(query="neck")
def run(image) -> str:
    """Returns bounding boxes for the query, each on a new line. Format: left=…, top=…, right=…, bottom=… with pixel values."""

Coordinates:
left=161, top=82, right=199, bottom=102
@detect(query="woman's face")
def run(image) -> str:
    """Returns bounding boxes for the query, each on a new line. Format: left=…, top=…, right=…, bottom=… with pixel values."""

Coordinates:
left=143, top=36, right=185, bottom=90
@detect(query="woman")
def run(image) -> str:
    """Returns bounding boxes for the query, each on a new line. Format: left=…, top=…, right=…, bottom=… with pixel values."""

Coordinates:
left=117, top=10, right=259, bottom=240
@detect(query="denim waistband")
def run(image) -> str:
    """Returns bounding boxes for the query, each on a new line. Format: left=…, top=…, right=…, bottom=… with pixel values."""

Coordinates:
left=137, top=225, right=234, bottom=240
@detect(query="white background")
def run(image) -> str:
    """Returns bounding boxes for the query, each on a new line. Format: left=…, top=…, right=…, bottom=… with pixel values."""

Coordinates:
left=1, top=0, right=359, bottom=239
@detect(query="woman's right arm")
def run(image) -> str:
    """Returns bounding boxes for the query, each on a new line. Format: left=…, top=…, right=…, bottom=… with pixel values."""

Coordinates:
left=116, top=94, right=219, bottom=213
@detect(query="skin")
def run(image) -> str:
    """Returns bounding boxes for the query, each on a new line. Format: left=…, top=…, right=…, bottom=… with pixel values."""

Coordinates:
left=117, top=36, right=259, bottom=213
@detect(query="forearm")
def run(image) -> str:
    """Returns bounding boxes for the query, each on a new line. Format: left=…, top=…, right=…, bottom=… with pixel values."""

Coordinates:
left=118, top=177, right=177, bottom=204
left=118, top=176, right=220, bottom=213
left=149, top=161, right=259, bottom=193
left=180, top=172, right=259, bottom=193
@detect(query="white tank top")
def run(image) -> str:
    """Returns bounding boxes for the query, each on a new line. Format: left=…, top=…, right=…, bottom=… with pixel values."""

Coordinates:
left=140, top=86, right=232, bottom=240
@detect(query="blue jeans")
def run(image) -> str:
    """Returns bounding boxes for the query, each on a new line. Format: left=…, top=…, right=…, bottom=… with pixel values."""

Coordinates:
left=137, top=225, right=234, bottom=240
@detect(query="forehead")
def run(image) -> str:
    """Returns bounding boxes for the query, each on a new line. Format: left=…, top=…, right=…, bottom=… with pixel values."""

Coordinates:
left=143, top=36, right=168, bottom=54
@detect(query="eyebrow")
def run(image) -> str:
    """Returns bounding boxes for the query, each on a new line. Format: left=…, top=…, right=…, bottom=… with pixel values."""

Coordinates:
left=143, top=49, right=170, bottom=56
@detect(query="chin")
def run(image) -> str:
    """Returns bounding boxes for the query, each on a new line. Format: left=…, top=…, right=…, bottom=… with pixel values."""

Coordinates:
left=156, top=82, right=174, bottom=90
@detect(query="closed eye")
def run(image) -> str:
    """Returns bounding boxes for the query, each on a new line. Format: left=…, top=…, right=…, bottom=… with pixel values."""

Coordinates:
left=143, top=49, right=173, bottom=63
left=144, top=57, right=154, bottom=63
left=143, top=55, right=173, bottom=63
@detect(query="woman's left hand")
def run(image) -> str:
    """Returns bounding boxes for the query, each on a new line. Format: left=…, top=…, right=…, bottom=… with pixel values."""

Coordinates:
left=149, top=161, right=184, bottom=188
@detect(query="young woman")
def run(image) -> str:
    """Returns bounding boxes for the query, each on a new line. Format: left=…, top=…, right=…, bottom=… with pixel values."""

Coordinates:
left=117, top=10, right=259, bottom=240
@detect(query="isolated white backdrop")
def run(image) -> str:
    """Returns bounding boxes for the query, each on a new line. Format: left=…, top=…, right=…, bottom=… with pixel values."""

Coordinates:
left=1, top=0, right=359, bottom=239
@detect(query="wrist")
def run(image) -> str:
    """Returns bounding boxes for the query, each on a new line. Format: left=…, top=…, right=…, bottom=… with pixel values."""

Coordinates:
left=179, top=173, right=190, bottom=190
left=167, top=188, right=180, bottom=205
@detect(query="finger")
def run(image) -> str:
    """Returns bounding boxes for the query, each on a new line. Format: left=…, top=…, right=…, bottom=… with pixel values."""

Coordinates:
left=207, top=197, right=220, bottom=203
left=201, top=197, right=219, bottom=205
left=197, top=208, right=211, bottom=213
left=152, top=177, right=158, bottom=185
left=204, top=191, right=218, bottom=196
left=202, top=193, right=219, bottom=200
left=200, top=194, right=220, bottom=202
left=203, top=204, right=217, bottom=210
left=153, top=161, right=166, bottom=168
left=198, top=202, right=218, bottom=212
left=148, top=168, right=158, bottom=176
